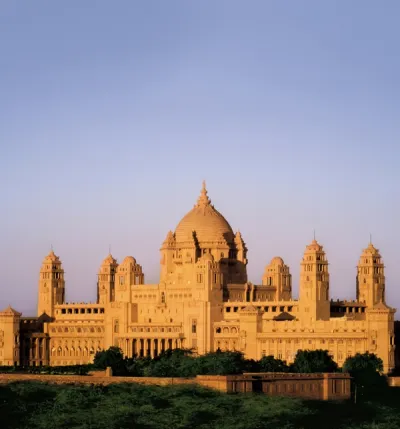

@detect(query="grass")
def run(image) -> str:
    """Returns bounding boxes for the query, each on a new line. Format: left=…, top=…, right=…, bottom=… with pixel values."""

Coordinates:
left=0, top=382, right=400, bottom=429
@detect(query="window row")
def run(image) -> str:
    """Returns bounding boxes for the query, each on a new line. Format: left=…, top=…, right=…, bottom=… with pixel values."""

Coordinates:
left=50, top=326, right=104, bottom=333
left=225, top=305, right=294, bottom=313
left=56, top=307, right=105, bottom=315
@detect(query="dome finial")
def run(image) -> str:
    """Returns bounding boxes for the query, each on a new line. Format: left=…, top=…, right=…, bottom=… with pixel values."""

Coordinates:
left=196, top=180, right=211, bottom=207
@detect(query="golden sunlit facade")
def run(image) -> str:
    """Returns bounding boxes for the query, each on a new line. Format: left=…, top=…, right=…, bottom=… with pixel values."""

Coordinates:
left=0, top=183, right=396, bottom=372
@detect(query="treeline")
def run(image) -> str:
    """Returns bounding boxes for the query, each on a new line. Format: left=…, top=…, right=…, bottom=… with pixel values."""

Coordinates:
left=0, top=365, right=92, bottom=375
left=94, top=347, right=383, bottom=379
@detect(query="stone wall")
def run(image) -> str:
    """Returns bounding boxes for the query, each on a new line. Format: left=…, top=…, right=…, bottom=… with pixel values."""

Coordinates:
left=0, top=372, right=352, bottom=400
left=0, top=373, right=195, bottom=387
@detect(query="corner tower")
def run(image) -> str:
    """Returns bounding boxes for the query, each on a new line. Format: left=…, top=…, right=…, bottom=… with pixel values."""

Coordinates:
left=357, top=243, right=385, bottom=306
left=37, top=250, right=65, bottom=317
left=299, top=240, right=330, bottom=321
left=97, top=254, right=118, bottom=304
left=262, top=257, right=292, bottom=300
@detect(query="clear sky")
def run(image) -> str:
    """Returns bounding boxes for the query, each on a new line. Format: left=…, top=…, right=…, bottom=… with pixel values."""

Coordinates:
left=1, top=1, right=399, bottom=316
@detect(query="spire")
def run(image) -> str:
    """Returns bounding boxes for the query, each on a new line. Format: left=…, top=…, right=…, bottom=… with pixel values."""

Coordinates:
left=196, top=180, right=211, bottom=207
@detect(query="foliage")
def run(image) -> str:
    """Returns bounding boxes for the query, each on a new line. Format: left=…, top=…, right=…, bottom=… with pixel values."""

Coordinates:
left=142, top=349, right=197, bottom=377
left=343, top=352, right=387, bottom=398
left=290, top=350, right=338, bottom=373
left=1, top=380, right=400, bottom=429
left=94, top=346, right=126, bottom=375
left=258, top=355, right=289, bottom=373
left=0, top=365, right=91, bottom=375
left=343, top=352, right=383, bottom=374
left=195, top=350, right=249, bottom=375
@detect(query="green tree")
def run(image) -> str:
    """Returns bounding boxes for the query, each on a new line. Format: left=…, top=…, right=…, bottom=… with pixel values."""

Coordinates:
left=290, top=349, right=338, bottom=373
left=196, top=351, right=248, bottom=375
left=343, top=352, right=383, bottom=374
left=93, top=346, right=126, bottom=374
left=259, top=355, right=289, bottom=373
left=343, top=352, right=386, bottom=398
left=143, top=349, right=197, bottom=377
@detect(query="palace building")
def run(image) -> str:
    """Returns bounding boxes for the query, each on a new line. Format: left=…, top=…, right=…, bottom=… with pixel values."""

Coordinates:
left=0, top=183, right=396, bottom=372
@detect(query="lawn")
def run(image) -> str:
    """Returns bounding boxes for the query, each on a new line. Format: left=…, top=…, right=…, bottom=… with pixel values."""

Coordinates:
left=1, top=381, right=400, bottom=429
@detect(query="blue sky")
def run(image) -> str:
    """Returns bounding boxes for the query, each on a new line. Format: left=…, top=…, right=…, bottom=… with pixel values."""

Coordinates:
left=1, top=1, right=399, bottom=315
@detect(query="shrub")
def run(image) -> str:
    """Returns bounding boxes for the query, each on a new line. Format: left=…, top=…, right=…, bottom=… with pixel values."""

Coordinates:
left=196, top=350, right=248, bottom=375
left=94, top=346, right=127, bottom=375
left=290, top=350, right=338, bottom=373
left=258, top=356, right=289, bottom=373
left=343, top=352, right=387, bottom=398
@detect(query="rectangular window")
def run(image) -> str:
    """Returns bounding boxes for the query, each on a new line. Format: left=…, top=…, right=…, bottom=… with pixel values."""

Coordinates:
left=192, top=320, right=197, bottom=334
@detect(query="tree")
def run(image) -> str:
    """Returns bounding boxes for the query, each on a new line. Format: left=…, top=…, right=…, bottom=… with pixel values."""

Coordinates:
left=290, top=349, right=338, bottom=373
left=196, top=351, right=248, bottom=375
left=143, top=349, right=197, bottom=377
left=93, top=347, right=126, bottom=374
left=343, top=352, right=383, bottom=374
left=258, top=355, right=289, bottom=373
left=343, top=352, right=386, bottom=397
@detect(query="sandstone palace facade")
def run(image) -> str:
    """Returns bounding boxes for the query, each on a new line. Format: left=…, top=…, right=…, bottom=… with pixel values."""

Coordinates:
left=0, top=183, right=396, bottom=372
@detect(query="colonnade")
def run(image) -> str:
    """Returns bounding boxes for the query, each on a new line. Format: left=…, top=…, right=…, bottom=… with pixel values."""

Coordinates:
left=21, top=336, right=49, bottom=366
left=120, top=337, right=184, bottom=358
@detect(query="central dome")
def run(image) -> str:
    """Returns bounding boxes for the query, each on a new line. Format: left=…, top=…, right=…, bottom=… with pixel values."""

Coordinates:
left=175, top=182, right=234, bottom=244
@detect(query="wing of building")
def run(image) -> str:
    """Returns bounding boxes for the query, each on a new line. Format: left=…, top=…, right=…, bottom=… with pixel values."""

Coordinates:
left=0, top=183, right=396, bottom=372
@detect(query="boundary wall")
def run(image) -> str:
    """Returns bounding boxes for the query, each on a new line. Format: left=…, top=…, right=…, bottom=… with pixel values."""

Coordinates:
left=0, top=371, right=352, bottom=400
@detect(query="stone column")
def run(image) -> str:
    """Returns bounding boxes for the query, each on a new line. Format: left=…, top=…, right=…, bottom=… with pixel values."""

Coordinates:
left=150, top=339, right=154, bottom=358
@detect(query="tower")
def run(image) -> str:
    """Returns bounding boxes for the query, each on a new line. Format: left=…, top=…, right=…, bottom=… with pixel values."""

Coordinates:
left=37, top=250, right=65, bottom=317
left=299, top=240, right=330, bottom=322
left=262, top=257, right=292, bottom=300
left=0, top=306, right=21, bottom=366
left=97, top=254, right=118, bottom=304
left=160, top=230, right=177, bottom=282
left=114, top=256, right=144, bottom=302
left=356, top=243, right=385, bottom=306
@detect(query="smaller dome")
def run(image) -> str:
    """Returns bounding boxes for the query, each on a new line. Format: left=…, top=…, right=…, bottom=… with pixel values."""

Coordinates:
left=121, top=256, right=137, bottom=265
left=270, top=256, right=284, bottom=266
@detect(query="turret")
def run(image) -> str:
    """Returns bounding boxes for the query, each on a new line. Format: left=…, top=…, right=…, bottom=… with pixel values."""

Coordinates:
left=97, top=254, right=118, bottom=304
left=115, top=256, right=144, bottom=302
left=299, top=240, right=330, bottom=321
left=357, top=242, right=385, bottom=307
left=160, top=231, right=176, bottom=282
left=262, top=257, right=292, bottom=300
left=37, top=250, right=65, bottom=317
left=0, top=306, right=21, bottom=366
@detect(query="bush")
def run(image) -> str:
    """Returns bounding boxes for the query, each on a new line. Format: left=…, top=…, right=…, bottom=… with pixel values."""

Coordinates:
left=290, top=350, right=338, bottom=373
left=258, top=356, right=289, bottom=373
left=142, top=349, right=197, bottom=377
left=343, top=352, right=383, bottom=374
left=93, top=346, right=127, bottom=375
left=196, top=350, right=249, bottom=375
left=343, top=352, right=387, bottom=398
